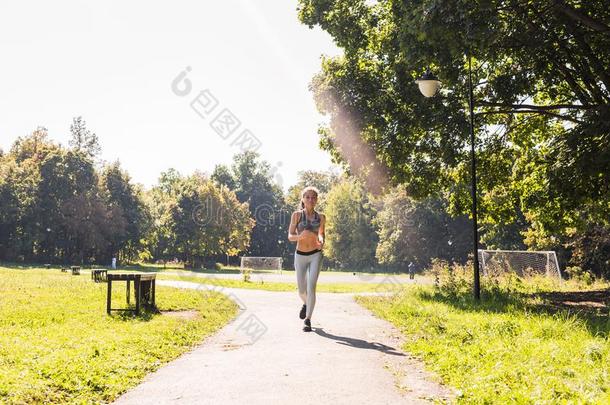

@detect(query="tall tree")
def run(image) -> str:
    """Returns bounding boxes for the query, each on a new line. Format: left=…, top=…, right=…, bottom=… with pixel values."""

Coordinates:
left=0, top=154, right=19, bottom=260
left=324, top=179, right=378, bottom=269
left=211, top=164, right=237, bottom=190
left=146, top=171, right=254, bottom=267
left=218, top=152, right=291, bottom=259
left=69, top=116, right=101, bottom=158
left=375, top=186, right=470, bottom=270
left=5, top=128, right=112, bottom=263
left=285, top=169, right=341, bottom=212
left=298, top=0, right=610, bottom=276
left=99, top=161, right=150, bottom=263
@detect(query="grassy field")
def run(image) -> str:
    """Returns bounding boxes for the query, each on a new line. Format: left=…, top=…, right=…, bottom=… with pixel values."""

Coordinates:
left=0, top=266, right=238, bottom=404
left=357, top=267, right=610, bottom=403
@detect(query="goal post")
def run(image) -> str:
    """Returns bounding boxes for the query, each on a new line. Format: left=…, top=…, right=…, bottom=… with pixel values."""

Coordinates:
left=477, top=249, right=562, bottom=280
left=240, top=257, right=283, bottom=274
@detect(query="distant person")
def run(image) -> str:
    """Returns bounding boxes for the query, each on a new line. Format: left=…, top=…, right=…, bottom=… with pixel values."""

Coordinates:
left=408, top=261, right=415, bottom=279
left=111, top=257, right=117, bottom=270
left=288, top=186, right=326, bottom=332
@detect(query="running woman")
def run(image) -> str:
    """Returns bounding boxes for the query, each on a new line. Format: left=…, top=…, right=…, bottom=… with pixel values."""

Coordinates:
left=288, top=186, right=326, bottom=332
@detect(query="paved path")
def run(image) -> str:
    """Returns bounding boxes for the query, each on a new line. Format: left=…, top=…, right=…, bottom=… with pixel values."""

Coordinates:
left=114, top=281, right=453, bottom=404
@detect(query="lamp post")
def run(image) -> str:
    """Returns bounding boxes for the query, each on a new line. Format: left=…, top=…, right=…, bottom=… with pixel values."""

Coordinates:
left=416, top=58, right=481, bottom=300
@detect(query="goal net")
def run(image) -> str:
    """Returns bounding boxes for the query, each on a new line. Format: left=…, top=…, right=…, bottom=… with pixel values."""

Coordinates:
left=477, top=249, right=562, bottom=279
left=240, top=257, right=283, bottom=273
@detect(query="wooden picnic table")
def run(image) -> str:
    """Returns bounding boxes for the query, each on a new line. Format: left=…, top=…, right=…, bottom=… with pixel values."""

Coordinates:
left=106, top=273, right=156, bottom=315
left=91, top=269, right=108, bottom=283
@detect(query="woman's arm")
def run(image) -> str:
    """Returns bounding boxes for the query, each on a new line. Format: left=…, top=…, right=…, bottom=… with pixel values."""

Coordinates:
left=317, top=214, right=326, bottom=248
left=288, top=211, right=301, bottom=242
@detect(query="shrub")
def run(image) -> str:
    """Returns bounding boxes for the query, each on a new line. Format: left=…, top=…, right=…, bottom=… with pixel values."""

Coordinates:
left=241, top=267, right=252, bottom=282
left=565, top=266, right=594, bottom=285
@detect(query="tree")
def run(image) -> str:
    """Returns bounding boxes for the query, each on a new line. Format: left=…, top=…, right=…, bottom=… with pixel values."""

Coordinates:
left=69, top=116, right=101, bottom=158
left=37, top=148, right=107, bottom=263
left=0, top=126, right=146, bottom=264
left=99, top=161, right=151, bottom=263
left=375, top=186, right=470, bottom=270
left=298, top=0, right=610, bottom=276
left=3, top=127, right=113, bottom=263
left=217, top=152, right=291, bottom=259
left=211, top=164, right=237, bottom=190
left=0, top=154, right=19, bottom=260
left=323, top=180, right=377, bottom=269
left=285, top=169, right=341, bottom=212
left=146, top=171, right=254, bottom=267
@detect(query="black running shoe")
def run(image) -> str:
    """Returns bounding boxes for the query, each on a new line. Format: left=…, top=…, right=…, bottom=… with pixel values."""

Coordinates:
left=303, top=318, right=312, bottom=332
left=299, top=304, right=306, bottom=319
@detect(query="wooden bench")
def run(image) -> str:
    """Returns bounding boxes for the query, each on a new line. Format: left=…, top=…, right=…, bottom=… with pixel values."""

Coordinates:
left=91, top=269, right=108, bottom=283
left=71, top=266, right=81, bottom=275
left=106, top=273, right=156, bottom=315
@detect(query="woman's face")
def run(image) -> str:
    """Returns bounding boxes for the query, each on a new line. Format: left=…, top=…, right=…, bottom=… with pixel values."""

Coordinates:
left=302, top=191, right=318, bottom=209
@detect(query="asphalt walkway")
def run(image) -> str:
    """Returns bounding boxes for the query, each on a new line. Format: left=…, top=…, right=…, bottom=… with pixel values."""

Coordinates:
left=114, top=280, right=452, bottom=404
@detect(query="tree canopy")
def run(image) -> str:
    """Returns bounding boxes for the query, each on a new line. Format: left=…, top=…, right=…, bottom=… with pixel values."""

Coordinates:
left=324, top=179, right=378, bottom=269
left=298, top=0, right=610, bottom=277
left=212, top=152, right=290, bottom=259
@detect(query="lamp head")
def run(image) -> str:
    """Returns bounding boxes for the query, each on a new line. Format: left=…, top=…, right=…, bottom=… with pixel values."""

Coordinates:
left=415, top=69, right=441, bottom=97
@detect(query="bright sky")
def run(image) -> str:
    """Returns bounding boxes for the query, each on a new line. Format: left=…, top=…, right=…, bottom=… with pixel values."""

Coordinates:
left=0, top=0, right=342, bottom=190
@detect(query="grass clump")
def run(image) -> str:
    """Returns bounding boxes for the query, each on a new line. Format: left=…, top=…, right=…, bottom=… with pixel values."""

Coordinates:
left=357, top=260, right=609, bottom=403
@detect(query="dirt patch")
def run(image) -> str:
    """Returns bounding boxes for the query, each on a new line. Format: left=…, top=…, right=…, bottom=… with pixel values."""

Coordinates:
left=534, top=289, right=609, bottom=316
left=160, top=310, right=199, bottom=320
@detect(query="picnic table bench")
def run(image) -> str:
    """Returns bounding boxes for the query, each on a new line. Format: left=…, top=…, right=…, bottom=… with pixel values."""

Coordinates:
left=91, top=269, right=108, bottom=283
left=106, top=273, right=156, bottom=315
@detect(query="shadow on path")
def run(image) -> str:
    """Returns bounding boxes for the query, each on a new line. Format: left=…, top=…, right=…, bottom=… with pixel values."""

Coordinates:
left=313, top=327, right=405, bottom=356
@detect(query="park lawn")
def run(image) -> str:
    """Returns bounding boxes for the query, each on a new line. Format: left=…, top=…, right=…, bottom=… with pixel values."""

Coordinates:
left=357, top=282, right=610, bottom=404
left=0, top=267, right=238, bottom=404
left=156, top=273, right=395, bottom=293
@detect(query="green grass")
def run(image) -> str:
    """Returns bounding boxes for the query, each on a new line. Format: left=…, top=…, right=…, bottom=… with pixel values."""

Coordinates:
left=0, top=267, right=238, bottom=404
left=156, top=274, right=400, bottom=293
left=94, top=261, right=412, bottom=277
left=357, top=277, right=610, bottom=404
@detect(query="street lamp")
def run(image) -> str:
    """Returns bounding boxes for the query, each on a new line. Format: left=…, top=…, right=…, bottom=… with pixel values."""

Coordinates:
left=416, top=59, right=481, bottom=300
left=415, top=69, right=441, bottom=98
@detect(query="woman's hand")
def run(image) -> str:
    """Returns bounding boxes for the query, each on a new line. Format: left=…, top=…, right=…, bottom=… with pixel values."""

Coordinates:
left=315, top=236, right=324, bottom=250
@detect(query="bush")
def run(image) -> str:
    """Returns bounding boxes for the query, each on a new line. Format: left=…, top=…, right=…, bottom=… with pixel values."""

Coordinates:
left=429, top=259, right=471, bottom=298
left=241, top=267, right=252, bottom=282
left=567, top=225, right=610, bottom=280
left=565, top=266, right=594, bottom=286
left=427, top=259, right=551, bottom=304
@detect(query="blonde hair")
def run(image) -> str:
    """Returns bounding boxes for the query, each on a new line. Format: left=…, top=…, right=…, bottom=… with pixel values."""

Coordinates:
left=300, top=186, right=320, bottom=209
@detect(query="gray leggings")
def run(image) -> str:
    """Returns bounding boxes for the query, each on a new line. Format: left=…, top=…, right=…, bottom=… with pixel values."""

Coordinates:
left=294, top=251, right=322, bottom=319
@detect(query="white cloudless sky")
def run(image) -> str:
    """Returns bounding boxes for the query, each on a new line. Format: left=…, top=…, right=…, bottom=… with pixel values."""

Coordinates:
left=0, top=0, right=341, bottom=190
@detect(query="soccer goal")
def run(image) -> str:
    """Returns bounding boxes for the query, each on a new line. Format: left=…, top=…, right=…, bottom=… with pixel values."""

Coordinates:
left=240, top=257, right=283, bottom=274
left=477, top=249, right=562, bottom=279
